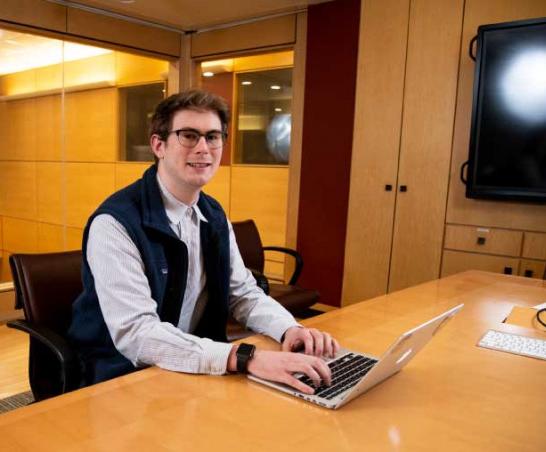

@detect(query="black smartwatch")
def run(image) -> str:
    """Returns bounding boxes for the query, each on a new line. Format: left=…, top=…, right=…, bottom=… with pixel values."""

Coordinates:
left=236, top=343, right=256, bottom=373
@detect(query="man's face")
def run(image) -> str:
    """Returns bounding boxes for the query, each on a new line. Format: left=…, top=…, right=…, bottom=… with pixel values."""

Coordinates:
left=152, top=109, right=223, bottom=197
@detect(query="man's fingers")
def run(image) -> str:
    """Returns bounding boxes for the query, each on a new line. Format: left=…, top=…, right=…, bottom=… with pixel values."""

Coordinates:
left=313, top=358, right=332, bottom=386
left=303, top=332, right=314, bottom=355
left=322, top=332, right=333, bottom=358
left=283, top=374, right=314, bottom=394
left=332, top=338, right=340, bottom=357
left=300, top=364, right=322, bottom=387
left=309, top=329, right=323, bottom=356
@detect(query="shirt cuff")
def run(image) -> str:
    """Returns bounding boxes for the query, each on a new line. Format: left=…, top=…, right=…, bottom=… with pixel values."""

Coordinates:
left=200, top=339, right=233, bottom=375
left=266, top=318, right=301, bottom=343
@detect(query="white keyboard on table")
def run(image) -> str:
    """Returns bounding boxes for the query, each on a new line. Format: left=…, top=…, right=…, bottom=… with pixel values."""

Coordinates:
left=478, top=329, right=546, bottom=360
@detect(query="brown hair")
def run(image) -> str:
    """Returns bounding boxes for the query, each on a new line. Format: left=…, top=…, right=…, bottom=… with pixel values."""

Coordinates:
left=149, top=89, right=230, bottom=141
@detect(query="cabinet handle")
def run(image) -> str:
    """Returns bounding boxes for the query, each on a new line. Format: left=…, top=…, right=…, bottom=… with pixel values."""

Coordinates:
left=477, top=237, right=486, bottom=245
left=385, top=184, right=393, bottom=191
left=503, top=267, right=513, bottom=275
left=524, top=269, right=533, bottom=278
left=399, top=185, right=407, bottom=192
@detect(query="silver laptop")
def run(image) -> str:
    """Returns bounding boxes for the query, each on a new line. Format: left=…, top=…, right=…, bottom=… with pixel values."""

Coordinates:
left=249, top=304, right=463, bottom=409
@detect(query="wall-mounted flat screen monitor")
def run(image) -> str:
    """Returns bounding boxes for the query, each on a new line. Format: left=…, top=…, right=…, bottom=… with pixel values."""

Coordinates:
left=466, top=17, right=546, bottom=203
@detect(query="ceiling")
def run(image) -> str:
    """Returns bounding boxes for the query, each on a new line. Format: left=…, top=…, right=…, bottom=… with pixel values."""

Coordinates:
left=64, top=0, right=328, bottom=31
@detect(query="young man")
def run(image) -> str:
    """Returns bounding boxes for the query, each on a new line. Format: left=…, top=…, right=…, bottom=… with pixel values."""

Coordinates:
left=68, top=89, right=338, bottom=394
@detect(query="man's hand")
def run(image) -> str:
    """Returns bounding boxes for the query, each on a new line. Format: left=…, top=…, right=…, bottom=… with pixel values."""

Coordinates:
left=247, top=350, right=331, bottom=394
left=282, top=326, right=340, bottom=358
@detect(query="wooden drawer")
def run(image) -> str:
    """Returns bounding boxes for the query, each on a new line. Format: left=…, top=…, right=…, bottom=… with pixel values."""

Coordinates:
left=444, top=225, right=522, bottom=257
left=522, top=232, right=546, bottom=260
left=518, top=259, right=546, bottom=279
left=441, top=250, right=520, bottom=277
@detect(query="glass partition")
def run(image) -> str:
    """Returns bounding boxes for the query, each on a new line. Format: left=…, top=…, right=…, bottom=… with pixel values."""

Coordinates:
left=0, top=27, right=172, bottom=282
left=235, top=67, right=292, bottom=164
left=196, top=51, right=294, bottom=282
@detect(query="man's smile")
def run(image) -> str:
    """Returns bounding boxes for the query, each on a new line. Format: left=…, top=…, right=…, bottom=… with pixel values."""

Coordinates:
left=187, top=162, right=212, bottom=168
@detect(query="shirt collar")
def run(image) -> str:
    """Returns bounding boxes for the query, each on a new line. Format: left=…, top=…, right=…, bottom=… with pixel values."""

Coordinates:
left=156, top=174, right=208, bottom=225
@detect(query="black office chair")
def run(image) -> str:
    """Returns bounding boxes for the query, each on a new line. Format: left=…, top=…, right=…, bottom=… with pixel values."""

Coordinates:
left=232, top=219, right=319, bottom=314
left=7, top=251, right=83, bottom=402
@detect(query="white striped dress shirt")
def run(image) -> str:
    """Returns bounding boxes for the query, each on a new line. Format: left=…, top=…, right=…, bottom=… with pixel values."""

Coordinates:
left=86, top=175, right=298, bottom=375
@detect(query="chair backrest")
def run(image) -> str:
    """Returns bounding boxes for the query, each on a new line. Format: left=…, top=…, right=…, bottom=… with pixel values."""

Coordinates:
left=231, top=220, right=265, bottom=274
left=10, top=251, right=83, bottom=335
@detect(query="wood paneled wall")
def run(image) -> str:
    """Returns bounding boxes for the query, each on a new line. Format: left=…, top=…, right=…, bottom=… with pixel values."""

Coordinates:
left=344, top=0, right=546, bottom=305
left=191, top=15, right=296, bottom=58
left=0, top=51, right=167, bottom=282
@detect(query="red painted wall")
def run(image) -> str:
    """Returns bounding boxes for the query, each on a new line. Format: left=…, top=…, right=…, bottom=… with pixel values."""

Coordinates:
left=201, top=72, right=233, bottom=166
left=297, top=0, right=361, bottom=306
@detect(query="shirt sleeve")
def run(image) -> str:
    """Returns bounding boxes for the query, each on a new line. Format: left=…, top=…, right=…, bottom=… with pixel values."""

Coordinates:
left=87, top=214, right=233, bottom=375
left=227, top=221, right=300, bottom=341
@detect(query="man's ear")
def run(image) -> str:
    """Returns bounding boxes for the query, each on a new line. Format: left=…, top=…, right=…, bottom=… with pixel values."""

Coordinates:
left=150, top=134, right=165, bottom=160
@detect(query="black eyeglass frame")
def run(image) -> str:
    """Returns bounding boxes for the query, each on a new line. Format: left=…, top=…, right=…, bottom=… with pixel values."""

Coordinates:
left=166, top=127, right=227, bottom=149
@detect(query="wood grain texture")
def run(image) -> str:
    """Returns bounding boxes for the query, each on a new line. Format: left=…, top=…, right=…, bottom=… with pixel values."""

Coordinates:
left=518, top=259, right=546, bottom=280
left=64, top=88, right=118, bottom=162
left=114, top=163, right=150, bottom=191
left=0, top=252, right=11, bottom=283
left=37, top=162, right=64, bottom=225
left=67, top=8, right=181, bottom=57
left=0, top=162, right=37, bottom=220
left=2, top=217, right=38, bottom=253
left=0, top=0, right=66, bottom=33
left=2, top=98, right=37, bottom=161
left=0, top=272, right=544, bottom=450
left=444, top=224, right=523, bottom=257
left=441, top=250, right=520, bottom=277
left=342, top=0, right=409, bottom=306
left=36, top=95, right=62, bottom=161
left=388, top=0, right=464, bottom=292
left=0, top=325, right=29, bottom=399
left=65, top=163, right=115, bottom=228
left=37, top=222, right=65, bottom=253
left=522, top=232, right=546, bottom=260
left=202, top=165, right=231, bottom=214
left=445, top=0, right=546, bottom=231
left=284, top=12, right=306, bottom=282
left=191, top=15, right=296, bottom=57
left=65, top=227, right=83, bottom=251
left=230, top=166, right=288, bottom=248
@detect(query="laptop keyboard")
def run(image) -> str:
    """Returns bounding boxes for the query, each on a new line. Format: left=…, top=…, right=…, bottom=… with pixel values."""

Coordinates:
left=297, top=353, right=378, bottom=400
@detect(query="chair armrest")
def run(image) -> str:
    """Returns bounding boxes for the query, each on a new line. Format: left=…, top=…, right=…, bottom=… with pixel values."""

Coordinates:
left=262, top=246, right=303, bottom=285
left=7, top=319, right=80, bottom=392
left=249, top=269, right=270, bottom=295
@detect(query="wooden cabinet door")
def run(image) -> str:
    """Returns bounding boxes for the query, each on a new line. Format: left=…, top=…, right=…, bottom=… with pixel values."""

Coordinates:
left=522, top=232, right=546, bottom=261
left=341, top=0, right=409, bottom=305
left=388, top=0, right=464, bottom=292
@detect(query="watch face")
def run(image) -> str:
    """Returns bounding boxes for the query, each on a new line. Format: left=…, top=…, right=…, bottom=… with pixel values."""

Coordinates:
left=237, top=343, right=256, bottom=373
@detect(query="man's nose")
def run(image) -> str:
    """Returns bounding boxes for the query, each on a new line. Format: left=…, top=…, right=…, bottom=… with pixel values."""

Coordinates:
left=193, top=135, right=210, bottom=152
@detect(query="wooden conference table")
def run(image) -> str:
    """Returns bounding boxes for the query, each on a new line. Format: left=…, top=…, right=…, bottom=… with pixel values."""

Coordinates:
left=0, top=271, right=545, bottom=451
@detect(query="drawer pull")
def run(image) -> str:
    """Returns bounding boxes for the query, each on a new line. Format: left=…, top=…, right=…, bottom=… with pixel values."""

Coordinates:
left=477, top=237, right=486, bottom=245
left=385, top=184, right=393, bottom=191
left=503, top=267, right=513, bottom=275
left=524, top=269, right=533, bottom=278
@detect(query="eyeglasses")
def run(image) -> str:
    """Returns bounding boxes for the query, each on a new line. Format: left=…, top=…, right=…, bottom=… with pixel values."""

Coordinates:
left=168, top=128, right=226, bottom=149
